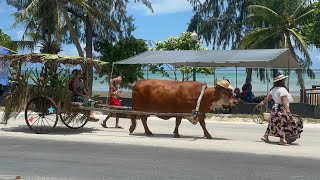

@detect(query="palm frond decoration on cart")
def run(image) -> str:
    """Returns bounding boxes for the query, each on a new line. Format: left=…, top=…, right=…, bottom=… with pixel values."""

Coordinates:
left=0, top=53, right=107, bottom=133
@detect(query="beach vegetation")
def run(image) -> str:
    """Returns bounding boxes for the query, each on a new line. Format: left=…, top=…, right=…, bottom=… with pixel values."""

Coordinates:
left=0, top=29, right=18, bottom=51
left=302, top=1, right=320, bottom=47
left=149, top=32, right=214, bottom=81
left=188, top=0, right=317, bottom=92
left=94, top=36, right=148, bottom=88
left=6, top=0, right=153, bottom=94
left=239, top=0, right=316, bottom=92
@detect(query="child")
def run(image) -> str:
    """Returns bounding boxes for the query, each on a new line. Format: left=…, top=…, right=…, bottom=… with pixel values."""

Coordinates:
left=101, top=75, right=123, bottom=128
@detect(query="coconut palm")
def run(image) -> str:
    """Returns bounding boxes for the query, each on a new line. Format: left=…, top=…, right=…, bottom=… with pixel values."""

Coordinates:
left=7, top=0, right=112, bottom=57
left=187, top=0, right=260, bottom=49
left=7, top=0, right=150, bottom=56
left=303, top=1, right=320, bottom=47
left=238, top=0, right=316, bottom=91
left=0, top=29, right=18, bottom=51
left=7, top=0, right=153, bottom=93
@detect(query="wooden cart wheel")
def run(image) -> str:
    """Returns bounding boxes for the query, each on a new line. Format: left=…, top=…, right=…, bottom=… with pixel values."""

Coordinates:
left=60, top=111, right=88, bottom=129
left=25, top=96, right=59, bottom=134
left=252, top=105, right=269, bottom=124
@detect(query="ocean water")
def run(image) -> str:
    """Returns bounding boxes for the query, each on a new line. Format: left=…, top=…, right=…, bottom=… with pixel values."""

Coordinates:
left=92, top=69, right=320, bottom=96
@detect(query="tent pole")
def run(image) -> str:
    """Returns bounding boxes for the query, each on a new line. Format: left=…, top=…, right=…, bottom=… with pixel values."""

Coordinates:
left=266, top=67, right=269, bottom=96
left=193, top=67, right=196, bottom=81
left=182, top=66, right=185, bottom=81
left=146, top=64, right=149, bottom=79
left=236, top=66, right=238, bottom=87
left=287, top=50, right=290, bottom=91
left=213, top=67, right=216, bottom=86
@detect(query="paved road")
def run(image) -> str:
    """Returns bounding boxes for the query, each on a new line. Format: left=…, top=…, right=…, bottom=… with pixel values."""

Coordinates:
left=1, top=114, right=320, bottom=179
left=0, top=136, right=320, bottom=180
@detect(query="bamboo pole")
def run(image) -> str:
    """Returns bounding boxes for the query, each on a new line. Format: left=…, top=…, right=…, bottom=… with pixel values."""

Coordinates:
left=77, top=105, right=196, bottom=117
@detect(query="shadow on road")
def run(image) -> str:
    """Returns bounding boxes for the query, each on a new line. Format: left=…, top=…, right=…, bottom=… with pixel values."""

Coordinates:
left=130, top=133, right=231, bottom=141
left=254, top=140, right=301, bottom=146
left=1, top=125, right=101, bottom=135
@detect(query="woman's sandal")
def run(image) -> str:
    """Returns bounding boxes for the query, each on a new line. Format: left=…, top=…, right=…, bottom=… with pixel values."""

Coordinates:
left=101, top=123, right=108, bottom=128
left=261, top=137, right=270, bottom=143
left=278, top=142, right=290, bottom=146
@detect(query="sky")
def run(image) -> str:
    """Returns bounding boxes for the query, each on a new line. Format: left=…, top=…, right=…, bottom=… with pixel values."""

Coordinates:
left=0, top=0, right=319, bottom=69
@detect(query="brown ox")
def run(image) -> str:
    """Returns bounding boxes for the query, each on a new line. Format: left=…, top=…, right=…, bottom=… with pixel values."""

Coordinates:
left=129, top=79, right=238, bottom=139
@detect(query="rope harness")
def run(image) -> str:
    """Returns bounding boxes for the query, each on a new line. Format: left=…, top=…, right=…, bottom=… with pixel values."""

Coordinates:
left=193, top=83, right=207, bottom=116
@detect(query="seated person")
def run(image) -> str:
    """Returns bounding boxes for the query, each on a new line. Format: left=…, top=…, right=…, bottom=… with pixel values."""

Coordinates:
left=70, top=69, right=98, bottom=122
left=241, top=78, right=254, bottom=101
left=234, top=87, right=241, bottom=99
left=242, top=78, right=252, bottom=93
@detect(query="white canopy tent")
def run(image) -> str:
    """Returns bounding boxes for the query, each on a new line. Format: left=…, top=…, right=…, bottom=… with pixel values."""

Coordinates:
left=114, top=48, right=301, bottom=69
left=115, top=48, right=301, bottom=92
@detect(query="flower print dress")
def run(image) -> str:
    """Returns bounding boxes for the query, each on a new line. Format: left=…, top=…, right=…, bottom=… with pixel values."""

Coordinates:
left=265, top=87, right=303, bottom=143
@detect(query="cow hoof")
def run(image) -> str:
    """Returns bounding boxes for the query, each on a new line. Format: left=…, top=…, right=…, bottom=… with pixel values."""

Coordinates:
left=129, top=126, right=135, bottom=133
left=205, top=134, right=213, bottom=139
left=173, top=134, right=180, bottom=138
left=145, top=131, right=153, bottom=136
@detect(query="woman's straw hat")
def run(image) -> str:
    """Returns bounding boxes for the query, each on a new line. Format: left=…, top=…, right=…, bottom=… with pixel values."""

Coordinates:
left=273, top=74, right=289, bottom=82
left=217, top=79, right=233, bottom=90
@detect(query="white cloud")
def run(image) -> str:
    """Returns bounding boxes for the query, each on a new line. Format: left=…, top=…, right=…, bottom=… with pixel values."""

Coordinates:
left=129, top=0, right=192, bottom=15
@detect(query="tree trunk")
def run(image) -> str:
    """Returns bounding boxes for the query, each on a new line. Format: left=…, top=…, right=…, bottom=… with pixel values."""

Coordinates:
left=84, top=0, right=93, bottom=95
left=59, top=0, right=84, bottom=57
left=246, top=68, right=252, bottom=80
left=287, top=38, right=305, bottom=102
left=296, top=69, right=306, bottom=102
left=272, top=69, right=278, bottom=78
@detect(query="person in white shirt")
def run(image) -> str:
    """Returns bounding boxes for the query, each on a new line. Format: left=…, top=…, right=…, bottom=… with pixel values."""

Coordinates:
left=259, top=74, right=302, bottom=145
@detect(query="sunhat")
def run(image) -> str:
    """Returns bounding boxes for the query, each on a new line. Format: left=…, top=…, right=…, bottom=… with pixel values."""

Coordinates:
left=273, top=74, right=288, bottom=82
left=217, top=79, right=233, bottom=90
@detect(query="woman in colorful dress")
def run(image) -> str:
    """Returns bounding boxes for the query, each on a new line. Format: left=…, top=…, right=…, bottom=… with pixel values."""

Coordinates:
left=259, top=74, right=303, bottom=145
left=70, top=69, right=99, bottom=122
left=101, top=75, right=123, bottom=128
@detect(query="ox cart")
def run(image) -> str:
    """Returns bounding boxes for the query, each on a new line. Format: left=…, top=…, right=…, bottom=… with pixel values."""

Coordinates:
left=0, top=54, right=206, bottom=134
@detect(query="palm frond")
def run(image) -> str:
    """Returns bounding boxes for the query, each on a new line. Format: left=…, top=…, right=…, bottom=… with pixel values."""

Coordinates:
left=239, top=27, right=277, bottom=49
left=247, top=5, right=282, bottom=25
left=293, top=8, right=315, bottom=24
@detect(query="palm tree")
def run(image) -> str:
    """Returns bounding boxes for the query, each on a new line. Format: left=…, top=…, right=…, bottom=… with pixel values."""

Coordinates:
left=7, top=0, right=153, bottom=94
left=238, top=0, right=316, bottom=92
left=7, top=0, right=106, bottom=57
left=187, top=0, right=259, bottom=49
left=0, top=28, right=18, bottom=51
left=303, top=1, right=320, bottom=47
